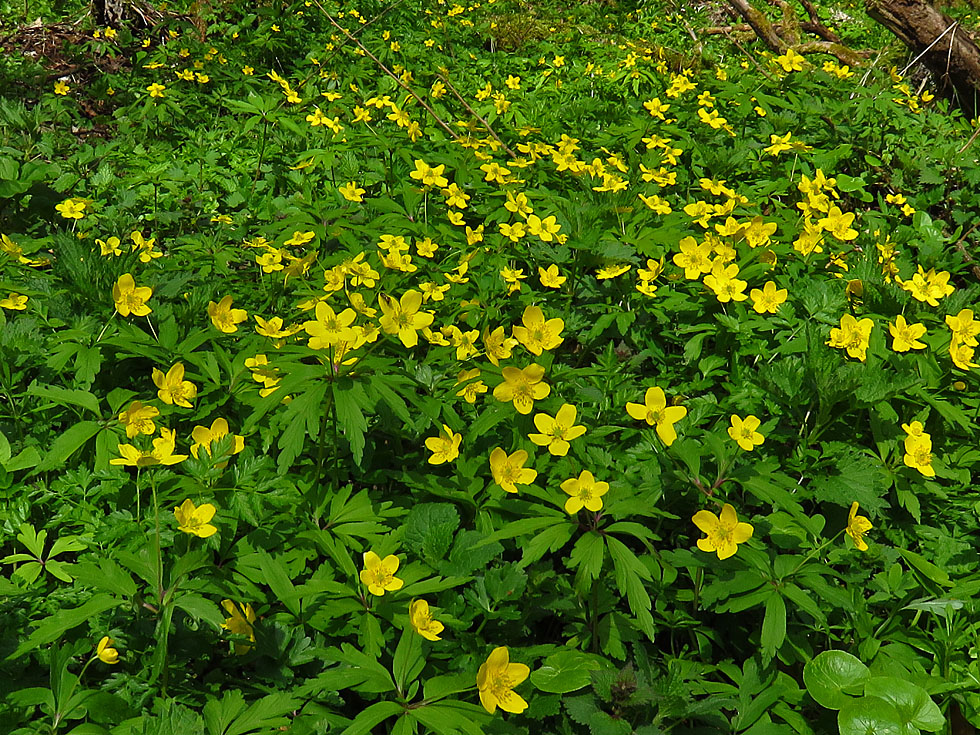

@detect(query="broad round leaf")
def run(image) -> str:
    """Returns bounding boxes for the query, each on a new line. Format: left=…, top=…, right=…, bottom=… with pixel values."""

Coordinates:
left=864, top=677, right=945, bottom=733
left=838, top=696, right=904, bottom=735
left=530, top=650, right=606, bottom=693
left=803, top=650, right=870, bottom=710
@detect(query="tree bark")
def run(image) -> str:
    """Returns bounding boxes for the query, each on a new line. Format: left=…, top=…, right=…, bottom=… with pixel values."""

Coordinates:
left=866, top=0, right=980, bottom=117
left=725, top=0, right=870, bottom=66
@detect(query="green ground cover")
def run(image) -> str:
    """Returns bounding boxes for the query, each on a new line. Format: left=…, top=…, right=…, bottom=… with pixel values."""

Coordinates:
left=2, top=0, right=980, bottom=732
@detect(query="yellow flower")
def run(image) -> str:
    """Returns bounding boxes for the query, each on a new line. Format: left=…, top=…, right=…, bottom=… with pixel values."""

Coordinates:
left=625, top=387, right=687, bottom=446
left=208, top=295, right=248, bottom=333
left=945, top=309, right=980, bottom=346
left=410, top=599, right=444, bottom=641
left=817, top=206, right=858, bottom=241
left=493, top=364, right=551, bottom=414
left=118, top=400, right=159, bottom=438
left=110, top=427, right=188, bottom=467
left=525, top=214, right=561, bottom=242
left=529, top=403, right=586, bottom=456
left=537, top=264, right=566, bottom=289
left=728, top=414, right=765, bottom=451
left=96, top=636, right=119, bottom=664
left=146, top=83, right=166, bottom=97
left=489, top=447, right=537, bottom=493
left=359, top=551, right=404, bottom=596
left=191, top=418, right=245, bottom=461
left=378, top=290, right=434, bottom=348
left=339, top=181, right=365, bottom=202
left=302, top=302, right=357, bottom=349
left=827, top=314, right=874, bottom=362
left=889, top=315, right=927, bottom=352
left=764, top=132, right=793, bottom=156
left=173, top=498, right=218, bottom=538
left=409, top=159, right=448, bottom=188
left=284, top=230, right=315, bottom=247
left=512, top=305, right=564, bottom=356
left=692, top=503, right=753, bottom=560
left=254, top=315, right=302, bottom=340
left=152, top=362, right=197, bottom=407
left=483, top=326, right=519, bottom=366
left=54, top=80, right=70, bottom=95
left=750, top=281, right=787, bottom=314
left=455, top=368, right=487, bottom=403
left=950, top=340, right=978, bottom=370
left=903, top=434, right=935, bottom=477
left=672, top=236, right=712, bottom=279
left=845, top=501, right=873, bottom=551
left=776, top=48, right=805, bottom=72
left=897, top=266, right=954, bottom=306
left=703, top=260, right=748, bottom=303
left=112, top=273, right=153, bottom=317
left=0, top=292, right=28, bottom=310
left=595, top=263, right=631, bottom=279
left=561, top=470, right=609, bottom=514
left=221, top=600, right=256, bottom=654
left=97, top=236, right=122, bottom=256
left=425, top=424, right=462, bottom=465
left=477, top=647, right=530, bottom=714
left=55, top=198, right=86, bottom=219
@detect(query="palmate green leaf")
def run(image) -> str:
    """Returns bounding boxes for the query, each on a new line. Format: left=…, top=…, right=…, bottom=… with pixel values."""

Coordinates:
left=202, top=690, right=300, bottom=735
left=810, top=443, right=889, bottom=514
left=803, top=650, right=869, bottom=710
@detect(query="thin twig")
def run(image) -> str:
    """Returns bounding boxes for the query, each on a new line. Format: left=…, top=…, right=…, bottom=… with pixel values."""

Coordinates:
left=436, top=73, right=517, bottom=159
left=728, top=35, right=778, bottom=82
left=957, top=124, right=980, bottom=153
left=310, top=0, right=460, bottom=144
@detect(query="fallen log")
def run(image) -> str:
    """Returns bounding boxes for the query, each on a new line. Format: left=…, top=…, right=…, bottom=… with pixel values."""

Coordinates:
left=866, top=0, right=980, bottom=118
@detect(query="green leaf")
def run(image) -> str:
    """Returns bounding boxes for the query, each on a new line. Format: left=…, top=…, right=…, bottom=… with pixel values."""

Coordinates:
left=403, top=503, right=460, bottom=563
left=409, top=702, right=489, bottom=735
left=837, top=696, right=904, bottom=735
left=334, top=378, right=370, bottom=465
left=341, top=701, right=404, bottom=735
left=567, top=531, right=604, bottom=591
left=392, top=625, right=424, bottom=693
left=256, top=551, right=300, bottom=616
left=10, top=593, right=124, bottom=659
left=173, top=594, right=225, bottom=629
left=896, top=548, right=952, bottom=588
left=864, top=677, right=944, bottom=732
left=5, top=446, right=41, bottom=472
left=27, top=384, right=101, bottom=416
left=605, top=535, right=655, bottom=641
left=35, top=421, right=103, bottom=473
left=530, top=649, right=606, bottom=694
left=760, top=593, right=786, bottom=660
left=72, top=558, right=137, bottom=598
left=803, top=650, right=870, bottom=710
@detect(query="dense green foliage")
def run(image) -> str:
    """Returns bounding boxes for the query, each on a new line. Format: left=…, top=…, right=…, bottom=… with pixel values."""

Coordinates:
left=2, top=0, right=980, bottom=733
